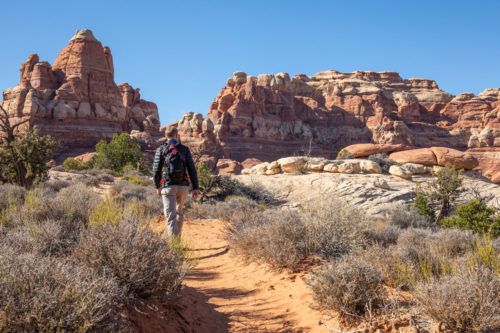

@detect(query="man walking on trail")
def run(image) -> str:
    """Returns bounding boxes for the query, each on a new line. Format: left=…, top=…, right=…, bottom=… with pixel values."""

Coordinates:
left=153, top=126, right=200, bottom=238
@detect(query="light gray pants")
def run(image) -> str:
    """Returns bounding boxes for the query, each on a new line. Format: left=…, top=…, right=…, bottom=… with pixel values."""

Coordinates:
left=161, top=185, right=190, bottom=237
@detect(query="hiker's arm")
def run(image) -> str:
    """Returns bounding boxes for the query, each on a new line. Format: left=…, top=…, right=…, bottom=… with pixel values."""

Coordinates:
left=152, top=146, right=163, bottom=189
left=185, top=148, right=199, bottom=190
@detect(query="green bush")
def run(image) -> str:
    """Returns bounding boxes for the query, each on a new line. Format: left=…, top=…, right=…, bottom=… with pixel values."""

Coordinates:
left=442, top=199, right=500, bottom=237
left=62, top=157, right=93, bottom=171
left=0, top=129, right=56, bottom=188
left=93, top=134, right=142, bottom=173
left=414, top=166, right=463, bottom=222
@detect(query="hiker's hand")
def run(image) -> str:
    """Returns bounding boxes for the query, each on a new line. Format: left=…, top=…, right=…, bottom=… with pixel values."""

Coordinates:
left=157, top=188, right=162, bottom=197
left=191, top=189, right=200, bottom=200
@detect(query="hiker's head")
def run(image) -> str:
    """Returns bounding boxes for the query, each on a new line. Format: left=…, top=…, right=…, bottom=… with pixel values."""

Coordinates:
left=166, top=126, right=179, bottom=140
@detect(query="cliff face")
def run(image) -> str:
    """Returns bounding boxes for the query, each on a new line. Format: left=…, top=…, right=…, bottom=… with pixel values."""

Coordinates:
left=1, top=29, right=160, bottom=150
left=177, top=70, right=499, bottom=161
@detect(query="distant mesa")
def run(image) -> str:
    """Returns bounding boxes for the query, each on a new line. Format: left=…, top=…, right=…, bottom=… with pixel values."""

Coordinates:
left=1, top=30, right=499, bottom=182
left=1, top=29, right=161, bottom=151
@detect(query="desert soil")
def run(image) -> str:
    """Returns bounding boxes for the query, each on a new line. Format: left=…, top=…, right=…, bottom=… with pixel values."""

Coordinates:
left=148, top=218, right=340, bottom=333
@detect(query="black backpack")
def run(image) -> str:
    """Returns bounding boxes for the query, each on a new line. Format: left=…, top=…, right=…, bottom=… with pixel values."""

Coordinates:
left=162, top=142, right=187, bottom=184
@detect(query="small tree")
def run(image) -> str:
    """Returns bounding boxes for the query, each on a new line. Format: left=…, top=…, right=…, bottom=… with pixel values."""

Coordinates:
left=0, top=105, right=56, bottom=188
left=196, top=162, right=216, bottom=202
left=414, top=166, right=463, bottom=223
left=442, top=199, right=500, bottom=237
left=93, top=133, right=142, bottom=173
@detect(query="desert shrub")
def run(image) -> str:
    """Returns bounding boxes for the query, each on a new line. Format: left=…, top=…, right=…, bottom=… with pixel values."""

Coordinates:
left=469, top=237, right=500, bottom=273
left=43, top=178, right=71, bottom=191
left=89, top=200, right=122, bottom=227
left=388, top=205, right=433, bottom=229
left=304, top=200, right=367, bottom=258
left=368, top=153, right=394, bottom=172
left=97, top=173, right=114, bottom=182
left=308, top=255, right=385, bottom=317
left=123, top=174, right=151, bottom=186
left=186, top=196, right=260, bottom=221
left=93, top=133, right=143, bottom=173
left=227, top=208, right=308, bottom=268
left=442, top=199, right=500, bottom=237
left=111, top=180, right=163, bottom=217
left=74, top=218, right=186, bottom=298
left=0, top=127, right=57, bottom=188
left=0, top=184, right=25, bottom=225
left=22, top=183, right=99, bottom=225
left=362, top=229, right=475, bottom=290
left=226, top=199, right=367, bottom=268
left=395, top=229, right=452, bottom=283
left=336, top=148, right=353, bottom=160
left=196, top=172, right=280, bottom=205
left=415, top=166, right=463, bottom=222
left=62, top=157, right=93, bottom=172
left=27, top=217, right=89, bottom=256
left=363, top=224, right=401, bottom=247
left=414, top=264, right=500, bottom=333
left=0, top=251, right=123, bottom=332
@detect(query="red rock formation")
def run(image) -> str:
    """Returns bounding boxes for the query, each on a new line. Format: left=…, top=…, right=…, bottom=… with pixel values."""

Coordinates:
left=176, top=70, right=499, bottom=174
left=1, top=29, right=160, bottom=151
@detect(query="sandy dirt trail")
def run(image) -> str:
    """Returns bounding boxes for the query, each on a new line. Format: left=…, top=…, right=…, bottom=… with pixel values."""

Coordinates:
left=151, top=218, right=339, bottom=333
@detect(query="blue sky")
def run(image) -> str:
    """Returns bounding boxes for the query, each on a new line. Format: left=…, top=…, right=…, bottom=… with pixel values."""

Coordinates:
left=1, top=0, right=499, bottom=125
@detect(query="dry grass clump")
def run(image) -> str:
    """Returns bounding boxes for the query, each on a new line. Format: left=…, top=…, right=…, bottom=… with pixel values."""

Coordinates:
left=308, top=255, right=385, bottom=317
left=228, top=208, right=308, bottom=268
left=414, top=263, right=500, bottom=333
left=0, top=249, right=123, bottom=332
left=362, top=228, right=475, bottom=290
left=111, top=180, right=163, bottom=217
left=0, top=184, right=25, bottom=225
left=74, top=218, right=186, bottom=299
left=204, top=176, right=281, bottom=205
left=43, top=178, right=71, bottom=191
left=21, top=183, right=99, bottom=225
left=303, top=200, right=367, bottom=258
left=225, top=199, right=368, bottom=269
left=186, top=196, right=261, bottom=221
left=388, top=205, right=433, bottom=229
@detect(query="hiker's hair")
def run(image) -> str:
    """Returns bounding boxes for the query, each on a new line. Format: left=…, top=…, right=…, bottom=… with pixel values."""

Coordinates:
left=166, top=126, right=178, bottom=139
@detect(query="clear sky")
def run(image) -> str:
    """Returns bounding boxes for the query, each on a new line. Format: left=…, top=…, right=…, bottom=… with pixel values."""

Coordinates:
left=1, top=0, right=499, bottom=125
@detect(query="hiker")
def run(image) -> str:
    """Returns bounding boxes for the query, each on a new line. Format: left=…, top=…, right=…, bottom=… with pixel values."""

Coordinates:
left=152, top=126, right=200, bottom=237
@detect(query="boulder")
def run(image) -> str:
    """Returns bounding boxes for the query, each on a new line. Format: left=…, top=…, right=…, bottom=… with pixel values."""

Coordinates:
left=373, top=178, right=390, bottom=190
left=430, top=147, right=478, bottom=170
left=216, top=159, right=242, bottom=175
left=389, top=148, right=437, bottom=166
left=265, top=168, right=281, bottom=175
left=277, top=157, right=306, bottom=174
left=360, top=160, right=382, bottom=173
left=241, top=158, right=262, bottom=170
left=323, top=161, right=342, bottom=173
left=250, top=162, right=270, bottom=175
left=389, top=165, right=412, bottom=180
left=337, top=160, right=361, bottom=174
left=304, top=157, right=329, bottom=172
left=401, top=163, right=429, bottom=174
left=343, top=143, right=407, bottom=158
left=74, top=152, right=96, bottom=163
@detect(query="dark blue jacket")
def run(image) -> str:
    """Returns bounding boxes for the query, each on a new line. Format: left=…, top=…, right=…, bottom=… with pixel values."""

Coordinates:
left=152, top=141, right=199, bottom=190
